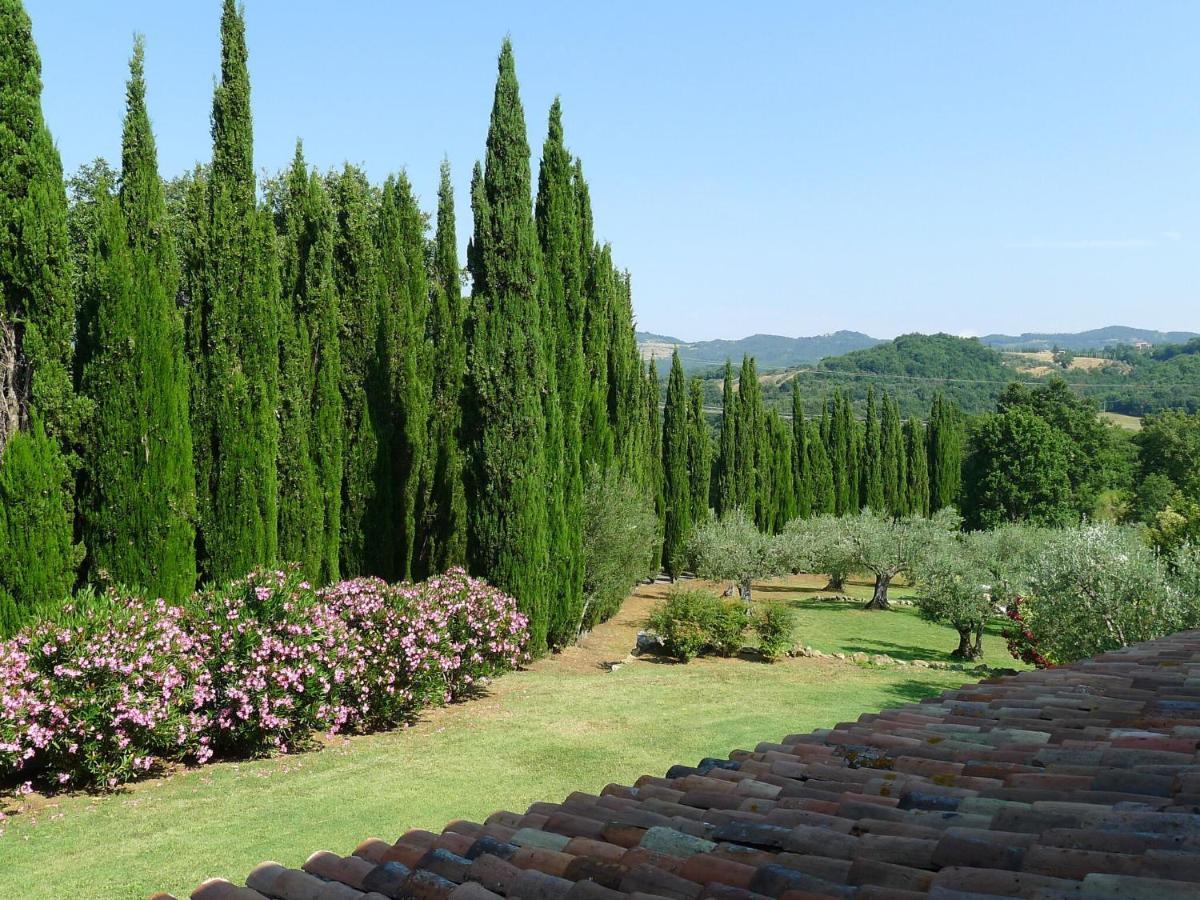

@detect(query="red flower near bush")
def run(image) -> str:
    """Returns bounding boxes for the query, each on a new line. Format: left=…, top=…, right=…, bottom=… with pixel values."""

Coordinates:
left=1003, top=597, right=1051, bottom=669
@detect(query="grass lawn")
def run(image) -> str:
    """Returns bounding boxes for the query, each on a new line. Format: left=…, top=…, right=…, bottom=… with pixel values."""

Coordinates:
left=763, top=574, right=1020, bottom=669
left=0, top=578, right=1018, bottom=900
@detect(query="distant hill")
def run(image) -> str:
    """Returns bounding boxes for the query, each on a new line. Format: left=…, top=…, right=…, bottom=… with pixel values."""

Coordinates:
left=980, top=326, right=1198, bottom=352
left=637, top=330, right=882, bottom=372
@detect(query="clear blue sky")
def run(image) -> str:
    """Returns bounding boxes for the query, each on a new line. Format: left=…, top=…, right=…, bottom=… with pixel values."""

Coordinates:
left=26, top=1, right=1200, bottom=341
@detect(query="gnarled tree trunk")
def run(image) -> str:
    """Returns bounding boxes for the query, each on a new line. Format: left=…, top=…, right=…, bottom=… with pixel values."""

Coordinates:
left=952, top=626, right=982, bottom=660
left=863, top=572, right=892, bottom=610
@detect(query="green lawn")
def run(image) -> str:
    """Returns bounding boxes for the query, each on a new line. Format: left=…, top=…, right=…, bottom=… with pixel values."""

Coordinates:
left=762, top=575, right=1021, bottom=669
left=0, top=579, right=1011, bottom=900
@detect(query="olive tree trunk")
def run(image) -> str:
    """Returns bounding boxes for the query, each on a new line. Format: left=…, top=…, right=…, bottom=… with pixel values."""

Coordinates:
left=863, top=572, right=892, bottom=610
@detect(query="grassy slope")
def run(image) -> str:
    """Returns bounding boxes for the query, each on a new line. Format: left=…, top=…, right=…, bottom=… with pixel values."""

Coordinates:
left=0, top=579, right=1015, bottom=899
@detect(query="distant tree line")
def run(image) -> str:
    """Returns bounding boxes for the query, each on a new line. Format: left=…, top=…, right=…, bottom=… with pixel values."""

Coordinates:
left=0, top=0, right=662, bottom=649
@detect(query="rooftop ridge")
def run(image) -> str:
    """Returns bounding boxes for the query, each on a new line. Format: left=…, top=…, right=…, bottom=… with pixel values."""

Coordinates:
left=161, top=630, right=1200, bottom=900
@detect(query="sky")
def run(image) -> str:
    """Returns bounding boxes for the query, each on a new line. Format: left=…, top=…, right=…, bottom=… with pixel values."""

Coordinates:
left=25, top=1, right=1200, bottom=341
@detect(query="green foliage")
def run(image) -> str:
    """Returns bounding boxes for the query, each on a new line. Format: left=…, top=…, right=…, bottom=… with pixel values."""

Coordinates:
left=645, top=587, right=748, bottom=662
left=1132, top=409, right=1200, bottom=522
left=0, top=420, right=82, bottom=634
left=1023, top=523, right=1197, bottom=664
left=580, top=465, right=658, bottom=631
left=188, top=0, right=280, bottom=583
left=1148, top=494, right=1200, bottom=555
left=0, top=0, right=82, bottom=449
left=736, top=356, right=765, bottom=523
left=661, top=352, right=691, bottom=577
left=272, top=145, right=342, bottom=585
left=687, top=378, right=712, bottom=525
left=843, top=508, right=957, bottom=608
left=904, top=417, right=930, bottom=517
left=686, top=509, right=777, bottom=600
left=791, top=381, right=811, bottom=518
left=463, top=41, right=551, bottom=652
left=963, top=406, right=1072, bottom=529
left=420, top=159, right=468, bottom=576
left=715, top=360, right=737, bottom=517
left=927, top=393, right=964, bottom=511
left=751, top=603, right=794, bottom=661
left=536, top=99, right=585, bottom=646
left=327, top=164, right=383, bottom=578
left=913, top=530, right=1001, bottom=659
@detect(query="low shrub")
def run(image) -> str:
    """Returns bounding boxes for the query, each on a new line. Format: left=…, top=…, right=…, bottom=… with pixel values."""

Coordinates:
left=751, top=604, right=794, bottom=661
left=646, top=588, right=749, bottom=662
left=0, top=566, right=527, bottom=794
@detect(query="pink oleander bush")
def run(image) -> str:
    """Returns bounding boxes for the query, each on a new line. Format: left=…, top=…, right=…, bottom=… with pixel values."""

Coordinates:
left=0, top=567, right=527, bottom=795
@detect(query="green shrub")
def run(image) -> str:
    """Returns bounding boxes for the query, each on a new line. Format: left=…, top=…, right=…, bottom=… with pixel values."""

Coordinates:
left=751, top=603, right=795, bottom=661
left=646, top=588, right=749, bottom=662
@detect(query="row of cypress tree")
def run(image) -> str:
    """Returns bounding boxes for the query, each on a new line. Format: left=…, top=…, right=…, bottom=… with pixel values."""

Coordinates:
left=0, top=0, right=657, bottom=651
left=657, top=350, right=966, bottom=576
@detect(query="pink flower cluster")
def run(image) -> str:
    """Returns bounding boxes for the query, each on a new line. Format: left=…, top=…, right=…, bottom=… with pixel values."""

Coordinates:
left=0, top=567, right=527, bottom=795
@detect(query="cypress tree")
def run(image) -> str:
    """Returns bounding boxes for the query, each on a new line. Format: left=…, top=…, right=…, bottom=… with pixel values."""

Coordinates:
left=826, top=393, right=851, bottom=514
left=606, top=258, right=641, bottom=480
left=927, top=393, right=964, bottom=512
left=905, top=417, right=930, bottom=517
left=736, top=355, right=764, bottom=524
left=791, top=380, right=811, bottom=519
left=274, top=144, right=341, bottom=584
left=376, top=172, right=431, bottom=582
left=687, top=377, right=711, bottom=525
left=78, top=39, right=196, bottom=600
left=576, top=163, right=612, bottom=472
left=862, top=386, right=884, bottom=512
left=463, top=40, right=551, bottom=651
left=419, top=159, right=467, bottom=576
left=808, top=420, right=836, bottom=515
left=0, top=0, right=83, bottom=618
left=188, top=0, right=280, bottom=582
left=0, top=421, right=80, bottom=631
left=536, top=99, right=585, bottom=646
left=329, top=164, right=382, bottom=578
left=645, top=359, right=664, bottom=569
left=844, top=394, right=861, bottom=513
left=880, top=391, right=906, bottom=516
left=660, top=352, right=690, bottom=578
left=715, top=359, right=737, bottom=516
left=766, top=410, right=794, bottom=532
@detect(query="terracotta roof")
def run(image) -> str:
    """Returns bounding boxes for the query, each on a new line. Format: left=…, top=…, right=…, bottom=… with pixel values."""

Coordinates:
left=162, top=630, right=1200, bottom=900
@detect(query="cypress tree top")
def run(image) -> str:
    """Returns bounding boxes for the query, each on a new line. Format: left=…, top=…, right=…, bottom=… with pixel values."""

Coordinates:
left=211, top=0, right=254, bottom=211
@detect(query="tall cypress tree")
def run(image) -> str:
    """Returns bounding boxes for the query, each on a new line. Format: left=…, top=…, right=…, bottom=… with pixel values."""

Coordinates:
left=826, top=393, right=851, bottom=514
left=862, top=386, right=884, bottom=512
left=766, top=410, right=794, bottom=532
left=606, top=257, right=642, bottom=481
left=660, top=352, right=691, bottom=578
left=844, top=394, right=861, bottom=512
left=0, top=0, right=83, bottom=622
left=905, top=417, right=930, bottom=517
left=880, top=391, right=906, bottom=517
left=329, top=163, right=382, bottom=578
left=78, top=38, right=196, bottom=600
left=927, top=393, right=963, bottom=512
left=791, top=380, right=811, bottom=519
left=463, top=40, right=551, bottom=650
left=536, top=99, right=585, bottom=646
left=419, top=159, right=467, bottom=576
left=807, top=420, right=836, bottom=516
left=274, top=144, right=341, bottom=584
left=736, top=355, right=764, bottom=524
left=576, top=162, right=612, bottom=473
left=645, top=358, right=664, bottom=569
left=687, top=377, right=711, bottom=525
left=715, top=359, right=737, bottom=516
left=376, top=172, right=431, bottom=583
left=188, top=0, right=279, bottom=582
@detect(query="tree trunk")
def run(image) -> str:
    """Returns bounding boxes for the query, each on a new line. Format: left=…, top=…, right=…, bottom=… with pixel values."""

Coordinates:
left=863, top=573, right=891, bottom=610
left=972, top=623, right=984, bottom=659
left=823, top=574, right=846, bottom=592
left=739, top=578, right=752, bottom=603
left=952, top=626, right=982, bottom=660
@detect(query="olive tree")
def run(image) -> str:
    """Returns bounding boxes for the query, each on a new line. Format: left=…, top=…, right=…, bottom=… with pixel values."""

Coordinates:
left=913, top=535, right=994, bottom=660
left=783, top=514, right=857, bottom=591
left=1024, top=524, right=1195, bottom=664
left=845, top=508, right=960, bottom=610
left=687, top=509, right=777, bottom=601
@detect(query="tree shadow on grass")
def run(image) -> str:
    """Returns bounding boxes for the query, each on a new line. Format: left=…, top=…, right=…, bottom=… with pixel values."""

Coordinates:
left=837, top=639, right=956, bottom=663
